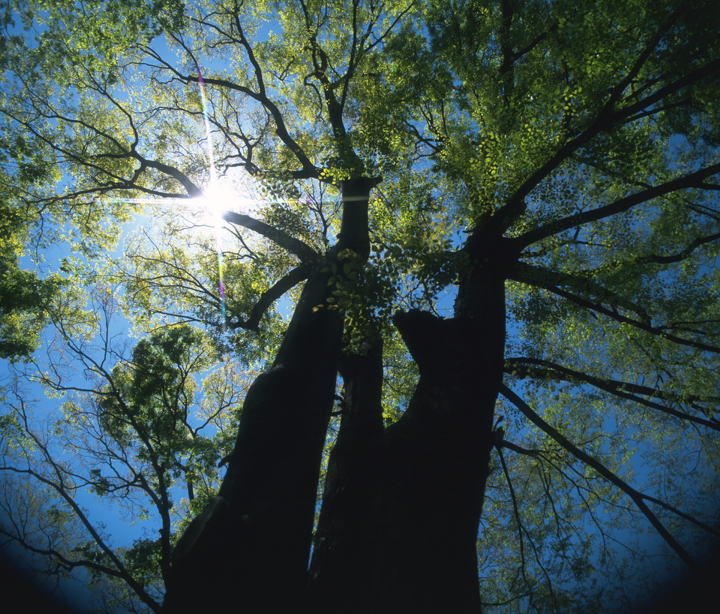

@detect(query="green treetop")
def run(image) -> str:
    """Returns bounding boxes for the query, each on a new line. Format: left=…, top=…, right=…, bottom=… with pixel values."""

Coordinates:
left=1, top=1, right=719, bottom=612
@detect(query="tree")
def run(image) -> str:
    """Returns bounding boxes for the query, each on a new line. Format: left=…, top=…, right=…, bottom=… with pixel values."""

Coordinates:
left=1, top=0, right=719, bottom=612
left=0, top=292, right=246, bottom=611
left=0, top=126, right=62, bottom=358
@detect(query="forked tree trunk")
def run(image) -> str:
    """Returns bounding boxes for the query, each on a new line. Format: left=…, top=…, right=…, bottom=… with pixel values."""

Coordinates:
left=309, top=232, right=511, bottom=613
left=162, top=184, right=510, bottom=613
left=161, top=179, right=376, bottom=613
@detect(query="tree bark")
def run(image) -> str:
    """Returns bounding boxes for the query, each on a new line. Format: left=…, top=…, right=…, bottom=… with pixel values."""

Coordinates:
left=161, top=178, right=377, bottom=613
left=308, top=229, right=512, bottom=614
left=307, top=332, right=386, bottom=610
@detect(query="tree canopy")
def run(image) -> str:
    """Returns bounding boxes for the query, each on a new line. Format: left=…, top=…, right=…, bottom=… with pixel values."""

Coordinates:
left=1, top=0, right=719, bottom=612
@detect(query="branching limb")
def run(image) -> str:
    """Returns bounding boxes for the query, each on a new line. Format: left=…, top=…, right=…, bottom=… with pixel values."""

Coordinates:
left=1, top=397, right=161, bottom=611
left=617, top=58, right=720, bottom=123
left=140, top=41, right=319, bottom=179
left=129, top=151, right=201, bottom=197
left=496, top=445, right=530, bottom=590
left=533, top=283, right=720, bottom=354
left=297, top=0, right=361, bottom=173
left=600, top=7, right=686, bottom=116
left=42, top=319, right=177, bottom=576
left=2, top=93, right=202, bottom=199
left=500, top=384, right=705, bottom=568
left=228, top=265, right=310, bottom=331
left=510, top=261, right=650, bottom=322
left=499, top=439, right=543, bottom=456
left=505, top=357, right=720, bottom=431
left=636, top=231, right=720, bottom=264
left=492, top=26, right=718, bottom=233
left=0, top=523, right=130, bottom=581
left=499, top=0, right=556, bottom=75
left=223, top=211, right=318, bottom=262
left=513, top=163, right=720, bottom=248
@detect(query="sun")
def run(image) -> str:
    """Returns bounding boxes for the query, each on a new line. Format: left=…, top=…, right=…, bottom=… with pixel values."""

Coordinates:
left=190, top=178, right=260, bottom=229
left=196, top=180, right=242, bottom=223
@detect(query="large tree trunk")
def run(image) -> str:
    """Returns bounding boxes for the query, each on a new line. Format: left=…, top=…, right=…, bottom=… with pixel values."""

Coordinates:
left=161, top=179, right=377, bottom=613
left=308, top=231, right=511, bottom=614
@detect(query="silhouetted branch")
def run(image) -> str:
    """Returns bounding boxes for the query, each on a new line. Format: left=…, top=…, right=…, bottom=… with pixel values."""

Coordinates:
left=496, top=445, right=531, bottom=589
left=142, top=41, right=319, bottom=179
left=228, top=265, right=310, bottom=331
left=500, top=384, right=702, bottom=568
left=223, top=211, right=318, bottom=262
left=514, top=163, right=720, bottom=248
left=539, top=284, right=720, bottom=354
left=492, top=32, right=719, bottom=233
left=0, top=396, right=161, bottom=611
left=636, top=231, right=720, bottom=264
left=510, top=261, right=650, bottom=322
left=505, top=357, right=720, bottom=431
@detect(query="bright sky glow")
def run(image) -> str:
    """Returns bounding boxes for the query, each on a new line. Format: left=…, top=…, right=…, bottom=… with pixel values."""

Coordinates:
left=190, top=177, right=261, bottom=225
left=192, top=179, right=257, bottom=331
left=197, top=181, right=239, bottom=220
left=102, top=64, right=271, bottom=330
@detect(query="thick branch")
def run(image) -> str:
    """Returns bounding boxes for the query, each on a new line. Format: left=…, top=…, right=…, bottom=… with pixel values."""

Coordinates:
left=223, top=211, right=318, bottom=262
left=540, top=284, right=720, bottom=354
left=228, top=265, right=310, bottom=331
left=297, top=0, right=365, bottom=174
left=337, top=177, right=381, bottom=259
left=637, top=230, right=720, bottom=264
left=492, top=42, right=719, bottom=234
left=505, top=357, right=720, bottom=431
left=510, top=261, right=650, bottom=322
left=499, top=439, right=542, bottom=456
left=514, top=163, right=720, bottom=248
left=130, top=152, right=202, bottom=197
left=617, top=58, right=720, bottom=123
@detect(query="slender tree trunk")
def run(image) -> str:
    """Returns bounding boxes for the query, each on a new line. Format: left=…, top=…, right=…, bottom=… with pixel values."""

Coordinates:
left=307, top=332, right=386, bottom=609
left=161, top=179, right=377, bottom=613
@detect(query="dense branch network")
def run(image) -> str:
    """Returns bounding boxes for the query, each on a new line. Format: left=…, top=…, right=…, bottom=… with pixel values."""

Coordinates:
left=1, top=0, right=719, bottom=610
left=505, top=357, right=720, bottom=431
left=500, top=385, right=718, bottom=569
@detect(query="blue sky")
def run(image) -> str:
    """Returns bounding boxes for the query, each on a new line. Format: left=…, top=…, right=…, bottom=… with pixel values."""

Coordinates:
left=2, top=4, right=719, bottom=613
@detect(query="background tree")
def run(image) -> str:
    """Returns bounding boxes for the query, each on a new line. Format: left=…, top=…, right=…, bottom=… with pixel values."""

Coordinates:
left=1, top=289, right=246, bottom=612
left=1, top=0, right=719, bottom=612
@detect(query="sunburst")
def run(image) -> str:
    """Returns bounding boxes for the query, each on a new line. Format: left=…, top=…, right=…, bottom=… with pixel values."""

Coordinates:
left=105, top=66, right=262, bottom=331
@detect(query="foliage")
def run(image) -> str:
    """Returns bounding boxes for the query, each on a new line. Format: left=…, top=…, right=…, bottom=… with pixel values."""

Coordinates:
left=1, top=304, right=245, bottom=610
left=1, top=0, right=719, bottom=612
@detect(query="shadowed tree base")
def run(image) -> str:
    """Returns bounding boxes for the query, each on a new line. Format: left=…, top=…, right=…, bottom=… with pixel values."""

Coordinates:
left=309, top=302, right=504, bottom=613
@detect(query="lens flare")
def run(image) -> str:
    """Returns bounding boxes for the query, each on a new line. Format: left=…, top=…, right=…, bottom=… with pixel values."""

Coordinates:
left=103, top=62, right=260, bottom=332
left=195, top=63, right=229, bottom=331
